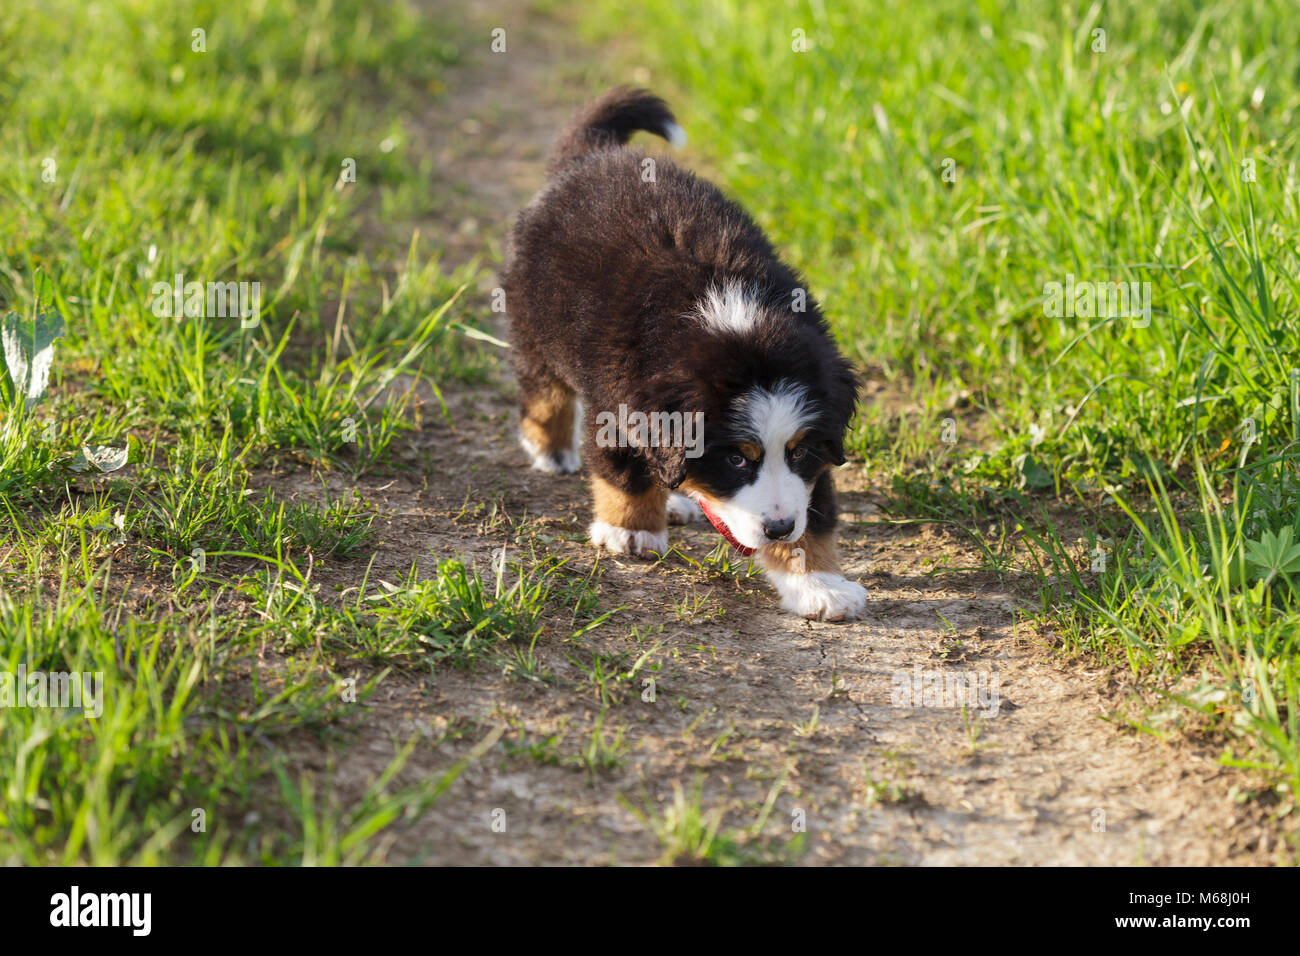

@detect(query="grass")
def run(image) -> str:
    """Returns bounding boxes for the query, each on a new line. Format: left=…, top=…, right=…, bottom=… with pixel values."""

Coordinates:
left=623, top=776, right=805, bottom=866
left=6, top=0, right=1300, bottom=864
left=0, top=0, right=615, bottom=864
left=587, top=0, right=1300, bottom=825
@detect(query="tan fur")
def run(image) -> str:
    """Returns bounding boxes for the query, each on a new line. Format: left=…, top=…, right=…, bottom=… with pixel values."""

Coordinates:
left=759, top=531, right=840, bottom=575
left=520, top=384, right=576, bottom=455
left=675, top=477, right=714, bottom=501
left=592, top=475, right=667, bottom=531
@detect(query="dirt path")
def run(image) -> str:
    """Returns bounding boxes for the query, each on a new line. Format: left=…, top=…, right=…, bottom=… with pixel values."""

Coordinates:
left=316, top=0, right=1283, bottom=864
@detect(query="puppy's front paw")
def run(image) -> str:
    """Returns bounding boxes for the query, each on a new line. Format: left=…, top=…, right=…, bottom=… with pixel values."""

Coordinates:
left=589, top=521, right=668, bottom=557
left=769, top=570, right=867, bottom=621
left=666, top=492, right=702, bottom=525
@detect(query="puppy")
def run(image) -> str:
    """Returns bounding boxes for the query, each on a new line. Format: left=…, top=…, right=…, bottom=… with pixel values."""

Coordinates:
left=502, top=87, right=866, bottom=621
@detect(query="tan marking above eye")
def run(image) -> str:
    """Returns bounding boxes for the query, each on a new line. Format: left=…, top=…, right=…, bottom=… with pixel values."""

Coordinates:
left=786, top=430, right=809, bottom=452
left=736, top=442, right=762, bottom=461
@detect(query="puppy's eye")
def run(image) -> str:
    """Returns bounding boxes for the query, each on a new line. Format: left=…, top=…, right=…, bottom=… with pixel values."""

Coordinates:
left=727, top=452, right=750, bottom=469
left=790, top=445, right=808, bottom=463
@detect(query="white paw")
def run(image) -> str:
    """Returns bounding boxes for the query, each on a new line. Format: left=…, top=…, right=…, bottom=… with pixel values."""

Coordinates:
left=589, top=521, right=668, bottom=557
left=666, top=492, right=702, bottom=525
left=767, top=570, right=867, bottom=621
left=521, top=434, right=580, bottom=475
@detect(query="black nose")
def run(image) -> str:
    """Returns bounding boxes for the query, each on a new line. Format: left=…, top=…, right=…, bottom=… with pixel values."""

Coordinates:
left=762, top=517, right=795, bottom=541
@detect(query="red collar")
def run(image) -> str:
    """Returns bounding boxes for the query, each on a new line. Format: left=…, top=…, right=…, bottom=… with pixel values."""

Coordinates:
left=696, top=496, right=756, bottom=556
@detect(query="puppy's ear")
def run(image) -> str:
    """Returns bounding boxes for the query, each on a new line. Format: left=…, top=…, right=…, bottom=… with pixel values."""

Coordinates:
left=646, top=444, right=687, bottom=488
left=823, top=355, right=860, bottom=467
left=628, top=378, right=702, bottom=489
left=824, top=435, right=847, bottom=467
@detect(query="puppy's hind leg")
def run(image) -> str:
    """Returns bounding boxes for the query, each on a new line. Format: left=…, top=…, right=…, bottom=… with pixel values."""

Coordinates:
left=518, top=379, right=581, bottom=475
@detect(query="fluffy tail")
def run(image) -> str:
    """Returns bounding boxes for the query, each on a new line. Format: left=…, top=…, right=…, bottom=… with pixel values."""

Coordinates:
left=547, top=86, right=685, bottom=175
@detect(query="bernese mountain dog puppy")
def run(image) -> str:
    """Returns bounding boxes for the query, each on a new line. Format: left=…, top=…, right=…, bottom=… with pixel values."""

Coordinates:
left=502, top=87, right=866, bottom=621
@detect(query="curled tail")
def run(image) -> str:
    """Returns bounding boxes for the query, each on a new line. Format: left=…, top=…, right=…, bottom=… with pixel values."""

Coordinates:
left=547, top=86, right=685, bottom=175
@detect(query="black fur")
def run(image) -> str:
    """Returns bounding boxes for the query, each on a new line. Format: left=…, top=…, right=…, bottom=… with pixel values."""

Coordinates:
left=504, top=87, right=859, bottom=523
left=546, top=86, right=679, bottom=175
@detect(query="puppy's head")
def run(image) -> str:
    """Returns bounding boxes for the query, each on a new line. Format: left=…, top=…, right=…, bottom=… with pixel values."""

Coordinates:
left=633, top=282, right=859, bottom=552
left=680, top=381, right=845, bottom=551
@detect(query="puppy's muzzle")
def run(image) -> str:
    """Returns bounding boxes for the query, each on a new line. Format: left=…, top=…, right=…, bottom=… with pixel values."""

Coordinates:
left=762, top=516, right=796, bottom=541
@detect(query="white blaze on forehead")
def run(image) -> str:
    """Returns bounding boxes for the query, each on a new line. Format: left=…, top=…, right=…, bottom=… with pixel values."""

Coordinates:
left=693, top=280, right=762, bottom=334
left=736, top=381, right=817, bottom=450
